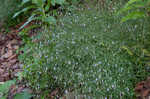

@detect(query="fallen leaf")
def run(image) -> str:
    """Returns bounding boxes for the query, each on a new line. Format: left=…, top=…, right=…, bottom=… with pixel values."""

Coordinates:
left=7, top=43, right=12, bottom=49
left=0, top=47, right=5, bottom=56
left=142, top=89, right=150, bottom=97
left=9, top=59, right=17, bottom=65
left=0, top=68, right=4, bottom=74
left=10, top=40, right=18, bottom=45
left=13, top=45, right=19, bottom=50
left=7, top=54, right=17, bottom=61
left=2, top=50, right=13, bottom=58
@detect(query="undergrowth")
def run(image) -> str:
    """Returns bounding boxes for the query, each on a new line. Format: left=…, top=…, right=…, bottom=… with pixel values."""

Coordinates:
left=18, top=2, right=150, bottom=98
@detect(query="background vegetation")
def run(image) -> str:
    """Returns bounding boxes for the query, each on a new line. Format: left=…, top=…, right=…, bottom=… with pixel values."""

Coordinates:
left=0, top=0, right=21, bottom=27
left=18, top=0, right=150, bottom=98
left=1, top=0, right=150, bottom=99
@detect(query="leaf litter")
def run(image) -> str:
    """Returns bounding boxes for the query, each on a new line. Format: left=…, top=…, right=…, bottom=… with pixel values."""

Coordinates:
left=0, top=32, right=21, bottom=82
left=0, top=27, right=32, bottom=99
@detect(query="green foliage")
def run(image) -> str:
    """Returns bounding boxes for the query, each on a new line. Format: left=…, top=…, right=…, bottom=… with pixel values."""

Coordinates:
left=14, top=90, right=32, bottom=99
left=13, top=0, right=66, bottom=30
left=119, top=0, right=150, bottom=22
left=0, top=80, right=32, bottom=99
left=0, top=80, right=16, bottom=99
left=18, top=4, right=150, bottom=98
left=0, top=0, right=20, bottom=27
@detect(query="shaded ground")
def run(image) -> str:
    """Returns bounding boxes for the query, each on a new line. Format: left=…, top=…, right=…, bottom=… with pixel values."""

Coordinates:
left=0, top=25, right=59, bottom=99
left=0, top=21, right=35, bottom=82
left=0, top=31, right=28, bottom=99
left=0, top=32, right=21, bottom=82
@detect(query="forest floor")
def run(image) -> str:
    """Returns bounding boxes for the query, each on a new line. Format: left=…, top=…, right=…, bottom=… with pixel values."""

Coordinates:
left=0, top=27, right=29, bottom=98
left=0, top=25, right=62, bottom=99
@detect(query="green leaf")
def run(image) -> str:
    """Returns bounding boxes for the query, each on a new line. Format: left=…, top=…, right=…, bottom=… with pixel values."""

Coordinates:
left=19, top=14, right=35, bottom=30
left=32, top=0, right=38, bottom=4
left=121, top=11, right=145, bottom=22
left=119, top=1, right=146, bottom=14
left=0, top=96, right=7, bottom=99
left=13, top=6, right=36, bottom=18
left=51, top=0, right=65, bottom=6
left=45, top=5, right=50, bottom=12
left=32, top=0, right=43, bottom=7
left=51, top=0, right=56, bottom=6
left=45, top=0, right=51, bottom=12
left=14, top=91, right=32, bottom=99
left=19, top=24, right=40, bottom=36
left=21, top=0, right=30, bottom=5
left=125, top=0, right=141, bottom=6
left=0, top=80, right=16, bottom=94
left=43, top=16, right=56, bottom=25
left=16, top=72, right=24, bottom=81
left=32, top=8, right=44, bottom=15
left=55, top=0, right=65, bottom=5
left=121, top=46, right=133, bottom=56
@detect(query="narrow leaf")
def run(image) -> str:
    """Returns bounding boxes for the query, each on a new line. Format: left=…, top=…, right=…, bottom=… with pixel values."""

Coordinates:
left=43, top=16, right=56, bottom=25
left=51, top=0, right=56, bottom=6
left=19, top=14, right=35, bottom=30
left=55, top=0, right=65, bottom=5
left=13, top=6, right=36, bottom=18
left=121, top=11, right=145, bottom=22
left=14, top=91, right=32, bottom=99
left=126, top=0, right=141, bottom=6
left=0, top=80, right=16, bottom=94
left=21, top=0, right=30, bottom=5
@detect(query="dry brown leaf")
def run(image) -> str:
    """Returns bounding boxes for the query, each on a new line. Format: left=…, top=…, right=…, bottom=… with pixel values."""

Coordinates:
left=0, top=68, right=4, bottom=74
left=2, top=62, right=10, bottom=66
left=9, top=59, right=17, bottom=65
left=10, top=40, right=18, bottom=45
left=7, top=54, right=17, bottom=61
left=0, top=28, right=22, bottom=82
left=145, top=77, right=150, bottom=88
left=2, top=73, right=9, bottom=77
left=135, top=81, right=145, bottom=93
left=2, top=50, right=13, bottom=58
left=142, top=89, right=150, bottom=97
left=13, top=45, right=19, bottom=50
left=0, top=47, right=5, bottom=55
left=11, top=64, right=19, bottom=69
left=7, top=43, right=12, bottom=49
left=0, top=77, right=5, bottom=82
left=9, top=85, right=17, bottom=94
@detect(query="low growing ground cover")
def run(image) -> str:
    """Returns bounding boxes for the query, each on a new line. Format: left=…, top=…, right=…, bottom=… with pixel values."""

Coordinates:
left=18, top=4, right=150, bottom=98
